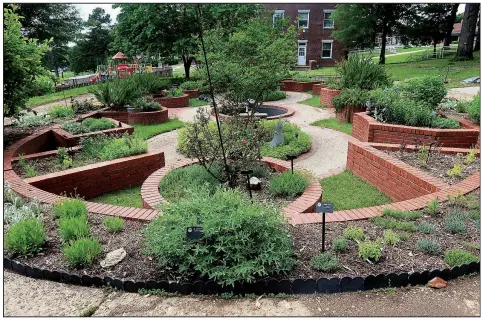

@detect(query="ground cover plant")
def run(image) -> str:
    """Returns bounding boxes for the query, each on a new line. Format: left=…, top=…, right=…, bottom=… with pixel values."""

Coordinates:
left=62, top=117, right=115, bottom=135
left=268, top=170, right=310, bottom=197
left=262, top=90, right=287, bottom=102
left=299, top=91, right=324, bottom=108
left=320, top=171, right=391, bottom=211
left=90, top=186, right=143, bottom=208
left=189, top=98, right=210, bottom=107
left=48, top=105, right=75, bottom=119
left=311, top=118, right=352, bottom=135
left=260, top=120, right=312, bottom=160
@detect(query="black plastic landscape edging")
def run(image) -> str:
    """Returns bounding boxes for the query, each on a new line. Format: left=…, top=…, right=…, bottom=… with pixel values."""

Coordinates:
left=4, top=257, right=480, bottom=295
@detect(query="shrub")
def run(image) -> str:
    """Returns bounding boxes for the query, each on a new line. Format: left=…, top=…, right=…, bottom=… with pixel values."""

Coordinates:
left=82, top=117, right=115, bottom=131
left=57, top=147, right=69, bottom=165
left=4, top=218, right=46, bottom=255
left=400, top=76, right=447, bottom=109
left=431, top=117, right=462, bottom=129
left=58, top=216, right=90, bottom=243
left=342, top=226, right=365, bottom=241
left=14, top=114, right=52, bottom=128
left=444, top=210, right=467, bottom=233
left=467, top=95, right=480, bottom=123
left=31, top=74, right=55, bottom=96
left=337, top=53, right=391, bottom=90
left=132, top=97, right=161, bottom=111
left=382, top=208, right=423, bottom=221
left=332, top=88, right=369, bottom=114
left=164, top=88, right=184, bottom=97
left=52, top=198, right=88, bottom=220
left=444, top=249, right=479, bottom=267
left=179, top=80, right=201, bottom=91
left=262, top=90, right=287, bottom=102
left=268, top=171, right=310, bottom=197
left=91, top=78, right=142, bottom=109
left=311, top=253, right=340, bottom=272
left=144, top=187, right=295, bottom=286
left=103, top=217, right=125, bottom=233
left=251, top=162, right=271, bottom=178
left=369, top=216, right=417, bottom=232
left=48, top=105, right=74, bottom=119
left=417, top=222, right=437, bottom=234
left=425, top=199, right=440, bottom=215
left=332, top=237, right=349, bottom=252
left=416, top=238, right=441, bottom=255
left=71, top=98, right=98, bottom=114
left=358, top=240, right=383, bottom=262
left=62, top=122, right=89, bottom=135
left=383, top=229, right=400, bottom=246
left=260, top=120, right=312, bottom=160
left=63, top=237, right=102, bottom=267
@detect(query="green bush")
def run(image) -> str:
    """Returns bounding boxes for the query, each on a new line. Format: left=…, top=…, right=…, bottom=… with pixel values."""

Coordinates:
left=91, top=78, right=142, bottom=108
left=342, top=226, right=365, bottom=241
left=31, top=74, right=55, bottom=96
left=444, top=249, right=479, bottom=267
left=382, top=208, right=423, bottom=221
left=99, top=134, right=147, bottom=161
left=268, top=171, right=310, bottom=197
left=159, top=164, right=221, bottom=202
left=358, top=240, right=383, bottom=262
left=164, top=88, right=184, bottom=97
left=251, top=162, right=272, bottom=178
left=4, top=218, right=46, bottom=255
left=179, top=80, right=201, bottom=91
left=431, top=117, right=462, bottom=129
left=14, top=114, right=52, bottom=128
left=63, top=237, right=103, bottom=267
left=52, top=198, right=88, bottom=220
left=369, top=216, right=417, bottom=232
left=132, top=97, right=161, bottom=111
left=417, top=222, right=437, bottom=234
left=337, top=53, right=392, bottom=90
left=416, top=238, right=441, bottom=255
left=444, top=210, right=467, bottom=234
left=103, top=217, right=125, bottom=233
left=62, top=122, right=89, bottom=135
left=260, top=120, right=312, bottom=160
left=425, top=199, right=440, bottom=215
left=332, top=237, right=349, bottom=252
left=383, top=229, right=400, bottom=246
left=311, top=253, right=340, bottom=272
left=58, top=216, right=89, bottom=243
left=332, top=88, right=369, bottom=113
left=144, top=187, right=295, bottom=286
left=262, top=90, right=287, bottom=102
left=48, top=105, right=74, bottom=119
left=468, top=95, right=480, bottom=123
left=400, top=76, right=447, bottom=109
left=82, top=117, right=115, bottom=131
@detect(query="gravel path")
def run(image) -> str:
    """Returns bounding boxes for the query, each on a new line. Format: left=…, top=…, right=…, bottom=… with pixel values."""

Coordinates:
left=4, top=271, right=479, bottom=317
left=446, top=87, right=480, bottom=101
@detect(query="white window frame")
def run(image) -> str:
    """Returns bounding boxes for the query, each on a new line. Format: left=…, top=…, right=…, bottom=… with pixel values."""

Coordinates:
left=298, top=9, right=310, bottom=29
left=323, top=10, right=334, bottom=29
left=321, top=40, right=334, bottom=59
left=272, top=10, right=285, bottom=26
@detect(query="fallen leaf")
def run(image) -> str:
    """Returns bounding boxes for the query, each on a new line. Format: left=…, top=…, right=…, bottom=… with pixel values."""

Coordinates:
left=428, top=277, right=447, bottom=289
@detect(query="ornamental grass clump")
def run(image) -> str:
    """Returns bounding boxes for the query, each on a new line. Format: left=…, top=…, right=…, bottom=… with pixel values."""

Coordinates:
left=444, top=249, right=479, bottom=267
left=268, top=171, right=310, bottom=197
left=103, top=217, right=125, bottom=233
left=52, top=198, right=88, bottom=220
left=63, top=237, right=102, bottom=268
left=311, top=253, right=340, bottom=272
left=144, top=187, right=295, bottom=286
left=58, top=216, right=90, bottom=243
left=4, top=217, right=46, bottom=255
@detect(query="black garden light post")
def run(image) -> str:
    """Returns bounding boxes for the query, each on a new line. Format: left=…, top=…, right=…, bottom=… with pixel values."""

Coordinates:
left=241, top=169, right=254, bottom=200
left=286, top=155, right=297, bottom=174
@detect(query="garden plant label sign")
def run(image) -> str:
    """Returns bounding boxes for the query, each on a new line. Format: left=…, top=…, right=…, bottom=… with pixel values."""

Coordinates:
left=187, top=226, right=204, bottom=240
left=316, top=202, right=334, bottom=213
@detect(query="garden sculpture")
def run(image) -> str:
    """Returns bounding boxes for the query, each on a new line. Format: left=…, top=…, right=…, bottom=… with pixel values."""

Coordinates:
left=270, top=120, right=284, bottom=147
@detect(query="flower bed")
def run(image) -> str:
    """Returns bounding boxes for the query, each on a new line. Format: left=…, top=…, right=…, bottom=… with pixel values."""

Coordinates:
left=182, top=88, right=200, bottom=99
left=152, top=93, right=190, bottom=108
left=320, top=87, right=342, bottom=109
left=352, top=112, right=480, bottom=148
left=280, top=80, right=319, bottom=92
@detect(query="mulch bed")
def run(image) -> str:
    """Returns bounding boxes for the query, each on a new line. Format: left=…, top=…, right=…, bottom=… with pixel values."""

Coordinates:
left=384, top=149, right=480, bottom=185
left=4, top=124, right=58, bottom=149
left=7, top=190, right=480, bottom=283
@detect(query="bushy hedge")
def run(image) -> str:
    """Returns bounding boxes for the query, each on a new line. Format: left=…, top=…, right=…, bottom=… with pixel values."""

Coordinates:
left=400, top=76, right=447, bottom=110
left=144, top=187, right=295, bottom=286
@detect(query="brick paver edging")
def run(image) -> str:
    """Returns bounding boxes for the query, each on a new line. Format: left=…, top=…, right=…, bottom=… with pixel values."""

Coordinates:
left=352, top=112, right=480, bottom=148
left=141, top=157, right=323, bottom=216
left=215, top=105, right=295, bottom=120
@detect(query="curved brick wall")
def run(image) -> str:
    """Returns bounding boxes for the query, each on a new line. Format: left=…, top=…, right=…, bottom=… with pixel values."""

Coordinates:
left=216, top=105, right=295, bottom=120
left=98, top=109, right=169, bottom=125
left=182, top=89, right=200, bottom=99
left=152, top=94, right=190, bottom=108
left=320, top=87, right=342, bottom=109
left=335, top=105, right=366, bottom=123
left=352, top=112, right=480, bottom=148
left=280, top=80, right=319, bottom=92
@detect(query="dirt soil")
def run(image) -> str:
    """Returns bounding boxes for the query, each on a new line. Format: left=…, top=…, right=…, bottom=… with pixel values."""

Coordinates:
left=4, top=123, right=59, bottom=149
left=385, top=149, right=480, bottom=185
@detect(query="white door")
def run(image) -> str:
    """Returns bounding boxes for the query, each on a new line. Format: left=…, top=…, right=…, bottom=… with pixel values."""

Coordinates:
left=298, top=43, right=307, bottom=65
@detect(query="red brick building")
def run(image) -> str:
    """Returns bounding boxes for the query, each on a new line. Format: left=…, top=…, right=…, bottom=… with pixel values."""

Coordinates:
left=264, top=3, right=344, bottom=68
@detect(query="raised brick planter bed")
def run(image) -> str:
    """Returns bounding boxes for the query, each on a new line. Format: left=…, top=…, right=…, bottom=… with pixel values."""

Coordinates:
left=280, top=80, right=319, bottom=92
left=96, top=109, right=169, bottom=125
left=312, top=83, right=326, bottom=95
left=152, top=94, right=190, bottom=108
left=335, top=105, right=366, bottom=123
left=141, top=157, right=322, bottom=215
left=216, top=105, right=295, bottom=120
left=182, top=89, right=200, bottom=99
left=352, top=112, right=480, bottom=148
left=320, top=87, right=342, bottom=109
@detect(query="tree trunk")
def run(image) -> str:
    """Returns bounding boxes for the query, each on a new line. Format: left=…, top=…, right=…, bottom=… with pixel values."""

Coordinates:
left=456, top=3, right=480, bottom=60
left=182, top=55, right=193, bottom=79
left=443, top=4, right=459, bottom=47
left=474, top=11, right=480, bottom=51
left=379, top=24, right=388, bottom=65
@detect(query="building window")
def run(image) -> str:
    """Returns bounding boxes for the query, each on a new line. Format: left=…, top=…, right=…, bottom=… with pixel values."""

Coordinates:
left=298, top=10, right=310, bottom=29
left=321, top=40, right=333, bottom=59
left=323, top=10, right=334, bottom=29
left=273, top=10, right=285, bottom=26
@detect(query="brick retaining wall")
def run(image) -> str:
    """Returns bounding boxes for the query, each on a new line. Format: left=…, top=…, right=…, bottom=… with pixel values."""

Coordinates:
left=312, top=83, right=326, bottom=95
left=280, top=80, right=319, bottom=92
left=97, top=109, right=169, bottom=124
left=335, top=105, right=366, bottom=123
left=152, top=94, right=190, bottom=108
left=320, top=87, right=342, bottom=109
left=183, top=89, right=200, bottom=99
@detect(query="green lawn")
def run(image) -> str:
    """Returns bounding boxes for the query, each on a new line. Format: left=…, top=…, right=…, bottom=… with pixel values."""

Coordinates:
left=90, top=185, right=143, bottom=208
left=299, top=91, right=325, bottom=108
left=26, top=85, right=97, bottom=107
left=311, top=118, right=352, bottom=135
left=321, top=171, right=392, bottom=211
left=189, top=98, right=209, bottom=107
left=132, top=118, right=185, bottom=140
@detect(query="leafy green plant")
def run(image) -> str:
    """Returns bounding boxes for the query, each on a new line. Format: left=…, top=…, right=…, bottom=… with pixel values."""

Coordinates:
left=3, top=185, right=43, bottom=227
left=382, top=208, right=423, bottom=221
left=400, top=76, right=447, bottom=109
left=383, top=229, right=400, bottom=246
left=342, top=226, right=365, bottom=241
left=48, top=105, right=74, bottom=119
left=103, top=217, right=125, bottom=233
left=369, top=216, right=417, bottom=232
left=63, top=237, right=102, bottom=267
left=417, top=221, right=437, bottom=234
left=144, top=187, right=295, bottom=286
left=418, top=146, right=429, bottom=165
left=336, top=53, right=391, bottom=90
left=57, top=147, right=69, bottom=165
left=52, top=198, right=88, bottom=220
left=132, top=97, right=161, bottom=111
left=31, top=74, right=54, bottom=96
left=262, top=90, right=287, bottom=102
left=17, top=153, right=25, bottom=168
left=58, top=216, right=90, bottom=243
left=416, top=238, right=441, bottom=255
left=179, top=80, right=201, bottom=91
left=268, top=171, right=310, bottom=197
left=62, top=122, right=89, bottom=135
left=82, top=117, right=115, bottom=131
left=164, top=88, right=184, bottom=97
left=332, top=237, right=349, bottom=252
left=444, top=249, right=479, bottom=267
left=98, top=134, right=148, bottom=161
left=425, top=199, right=440, bottom=215
left=332, top=87, right=369, bottom=115
left=447, top=163, right=463, bottom=178
left=358, top=240, right=383, bottom=262
left=444, top=210, right=467, bottom=234
left=467, top=95, right=480, bottom=123
left=71, top=98, right=98, bottom=115
left=25, top=165, right=36, bottom=178
left=4, top=218, right=46, bottom=255
left=311, top=253, right=340, bottom=272
left=464, top=148, right=477, bottom=165
left=468, top=209, right=480, bottom=221
left=447, top=192, right=469, bottom=208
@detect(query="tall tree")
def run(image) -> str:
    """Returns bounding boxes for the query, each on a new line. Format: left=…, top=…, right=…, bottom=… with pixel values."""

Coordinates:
left=474, top=11, right=480, bottom=52
left=13, top=3, right=81, bottom=76
left=331, top=4, right=413, bottom=64
left=456, top=3, right=480, bottom=60
left=443, top=4, right=459, bottom=47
